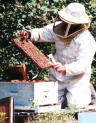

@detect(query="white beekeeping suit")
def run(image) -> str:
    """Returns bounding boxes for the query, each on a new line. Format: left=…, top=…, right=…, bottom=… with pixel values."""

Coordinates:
left=29, top=22, right=96, bottom=107
left=21, top=3, right=96, bottom=107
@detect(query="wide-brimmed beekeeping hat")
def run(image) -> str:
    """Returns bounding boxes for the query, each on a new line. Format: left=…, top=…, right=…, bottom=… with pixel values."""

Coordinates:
left=58, top=3, right=90, bottom=24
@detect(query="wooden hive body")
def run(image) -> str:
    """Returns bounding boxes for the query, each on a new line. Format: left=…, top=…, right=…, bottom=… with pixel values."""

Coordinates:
left=0, top=81, right=60, bottom=113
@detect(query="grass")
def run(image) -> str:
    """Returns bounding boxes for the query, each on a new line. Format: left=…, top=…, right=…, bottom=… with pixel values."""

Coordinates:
left=24, top=105, right=78, bottom=123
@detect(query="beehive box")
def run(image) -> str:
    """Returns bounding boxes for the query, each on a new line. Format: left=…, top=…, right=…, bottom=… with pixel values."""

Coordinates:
left=0, top=81, right=60, bottom=113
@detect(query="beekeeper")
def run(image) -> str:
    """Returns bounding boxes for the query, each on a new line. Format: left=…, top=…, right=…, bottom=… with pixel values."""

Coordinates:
left=18, top=3, right=96, bottom=108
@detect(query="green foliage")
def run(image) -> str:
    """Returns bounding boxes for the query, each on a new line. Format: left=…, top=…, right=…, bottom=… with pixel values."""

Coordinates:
left=25, top=105, right=77, bottom=123
left=0, top=0, right=96, bottom=82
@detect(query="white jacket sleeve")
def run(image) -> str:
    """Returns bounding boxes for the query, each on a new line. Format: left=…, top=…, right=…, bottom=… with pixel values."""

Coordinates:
left=28, top=23, right=56, bottom=42
left=65, top=31, right=96, bottom=76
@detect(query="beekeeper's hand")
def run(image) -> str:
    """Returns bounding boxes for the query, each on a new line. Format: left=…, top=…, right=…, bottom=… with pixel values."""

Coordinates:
left=17, top=30, right=31, bottom=39
left=53, top=63, right=66, bottom=74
